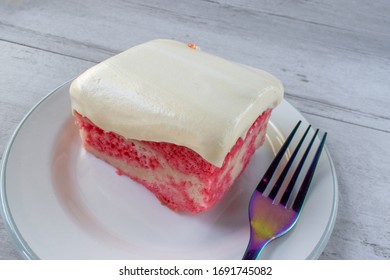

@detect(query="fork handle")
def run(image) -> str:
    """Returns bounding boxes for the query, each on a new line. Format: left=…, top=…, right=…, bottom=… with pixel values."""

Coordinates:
left=242, top=239, right=270, bottom=260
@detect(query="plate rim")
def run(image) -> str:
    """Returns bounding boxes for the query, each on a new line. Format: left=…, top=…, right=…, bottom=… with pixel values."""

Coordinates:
left=0, top=80, right=338, bottom=260
left=1, top=81, right=72, bottom=259
left=307, top=146, right=338, bottom=259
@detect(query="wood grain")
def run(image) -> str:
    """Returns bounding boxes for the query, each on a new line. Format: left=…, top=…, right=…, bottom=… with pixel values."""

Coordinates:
left=1, top=0, right=389, bottom=259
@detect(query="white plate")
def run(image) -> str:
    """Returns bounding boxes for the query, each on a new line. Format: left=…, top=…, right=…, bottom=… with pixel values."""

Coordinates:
left=1, top=81, right=338, bottom=260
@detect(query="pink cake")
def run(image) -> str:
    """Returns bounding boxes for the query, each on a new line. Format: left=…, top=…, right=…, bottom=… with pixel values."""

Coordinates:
left=70, top=39, right=284, bottom=213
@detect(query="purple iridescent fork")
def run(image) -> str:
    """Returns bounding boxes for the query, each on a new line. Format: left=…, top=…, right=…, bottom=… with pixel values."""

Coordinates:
left=242, top=121, right=327, bottom=260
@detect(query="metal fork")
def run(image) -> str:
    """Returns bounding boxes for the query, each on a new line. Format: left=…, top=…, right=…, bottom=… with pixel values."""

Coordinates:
left=242, top=121, right=327, bottom=260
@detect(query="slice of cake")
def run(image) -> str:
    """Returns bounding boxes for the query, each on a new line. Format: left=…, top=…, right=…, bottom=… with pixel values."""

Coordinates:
left=69, top=39, right=283, bottom=213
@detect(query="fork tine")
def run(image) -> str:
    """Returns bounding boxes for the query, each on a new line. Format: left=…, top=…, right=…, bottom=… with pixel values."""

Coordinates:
left=256, top=121, right=301, bottom=193
left=268, top=125, right=311, bottom=200
left=280, top=128, right=319, bottom=206
left=292, top=132, right=327, bottom=212
left=243, top=123, right=327, bottom=260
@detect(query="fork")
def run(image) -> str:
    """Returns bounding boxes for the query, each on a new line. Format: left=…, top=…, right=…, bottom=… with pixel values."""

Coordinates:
left=242, top=121, right=327, bottom=260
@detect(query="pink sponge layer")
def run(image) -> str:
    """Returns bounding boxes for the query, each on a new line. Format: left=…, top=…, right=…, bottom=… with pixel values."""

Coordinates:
left=74, top=109, right=272, bottom=213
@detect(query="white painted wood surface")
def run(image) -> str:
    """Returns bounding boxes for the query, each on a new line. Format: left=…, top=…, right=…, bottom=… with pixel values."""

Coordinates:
left=1, top=0, right=389, bottom=259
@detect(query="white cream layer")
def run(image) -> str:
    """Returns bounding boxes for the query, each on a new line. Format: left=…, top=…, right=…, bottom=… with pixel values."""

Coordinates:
left=70, top=39, right=284, bottom=167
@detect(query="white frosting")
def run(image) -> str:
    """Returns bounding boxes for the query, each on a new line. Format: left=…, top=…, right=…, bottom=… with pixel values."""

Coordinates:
left=70, top=39, right=284, bottom=167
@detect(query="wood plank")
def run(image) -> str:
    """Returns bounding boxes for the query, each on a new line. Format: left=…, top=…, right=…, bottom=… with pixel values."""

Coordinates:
left=214, top=0, right=390, bottom=39
left=0, top=21, right=116, bottom=63
left=0, top=40, right=94, bottom=153
left=306, top=114, right=390, bottom=259
left=1, top=0, right=389, bottom=131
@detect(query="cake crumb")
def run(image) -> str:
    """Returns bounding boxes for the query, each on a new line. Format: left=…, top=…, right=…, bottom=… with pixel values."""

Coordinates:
left=187, top=42, right=199, bottom=50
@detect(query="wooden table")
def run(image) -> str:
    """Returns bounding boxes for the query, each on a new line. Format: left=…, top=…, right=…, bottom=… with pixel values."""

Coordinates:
left=1, top=0, right=389, bottom=259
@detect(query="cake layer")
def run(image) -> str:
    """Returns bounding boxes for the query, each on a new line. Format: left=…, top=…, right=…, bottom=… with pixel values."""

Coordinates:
left=70, top=39, right=283, bottom=167
left=74, top=109, right=272, bottom=213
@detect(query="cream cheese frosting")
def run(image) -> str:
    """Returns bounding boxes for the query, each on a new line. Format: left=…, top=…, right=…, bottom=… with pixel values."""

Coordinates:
left=70, top=39, right=284, bottom=167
